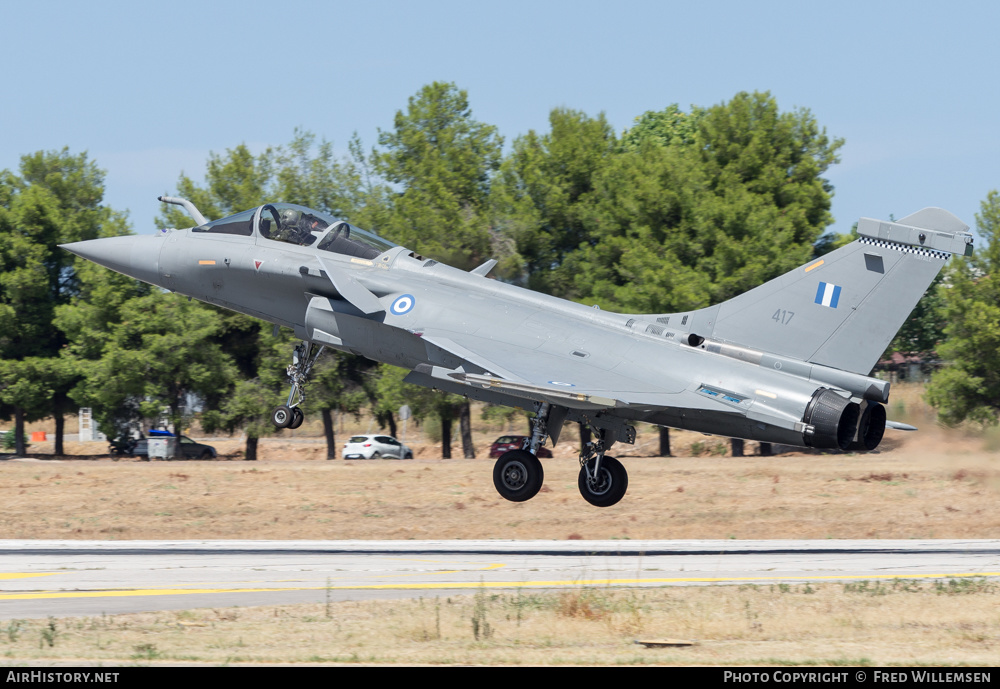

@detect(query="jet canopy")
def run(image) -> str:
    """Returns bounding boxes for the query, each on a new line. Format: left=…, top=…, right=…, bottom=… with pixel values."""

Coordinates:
left=193, top=203, right=396, bottom=259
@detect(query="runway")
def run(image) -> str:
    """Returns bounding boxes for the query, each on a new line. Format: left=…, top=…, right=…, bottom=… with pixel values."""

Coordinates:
left=1, top=539, right=998, bottom=618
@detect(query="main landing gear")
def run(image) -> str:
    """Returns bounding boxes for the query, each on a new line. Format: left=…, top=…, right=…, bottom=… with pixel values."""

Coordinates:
left=272, top=341, right=325, bottom=429
left=493, top=450, right=544, bottom=502
left=577, top=438, right=628, bottom=507
left=492, top=402, right=551, bottom=502
left=491, top=403, right=630, bottom=507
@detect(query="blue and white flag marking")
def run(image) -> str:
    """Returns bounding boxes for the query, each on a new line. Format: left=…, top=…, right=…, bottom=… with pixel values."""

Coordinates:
left=814, top=281, right=842, bottom=308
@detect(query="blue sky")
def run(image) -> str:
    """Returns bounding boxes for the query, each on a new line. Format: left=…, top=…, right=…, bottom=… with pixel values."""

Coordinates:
left=2, top=0, right=997, bottom=240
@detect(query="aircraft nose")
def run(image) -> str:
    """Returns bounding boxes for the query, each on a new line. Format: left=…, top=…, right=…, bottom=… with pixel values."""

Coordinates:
left=60, top=235, right=162, bottom=285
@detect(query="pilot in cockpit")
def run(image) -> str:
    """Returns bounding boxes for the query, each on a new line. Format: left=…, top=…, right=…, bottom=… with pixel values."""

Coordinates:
left=272, top=208, right=327, bottom=245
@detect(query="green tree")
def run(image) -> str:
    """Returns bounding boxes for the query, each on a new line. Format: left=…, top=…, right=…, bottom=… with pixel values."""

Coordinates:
left=371, top=81, right=503, bottom=271
left=563, top=140, right=710, bottom=311
left=558, top=93, right=842, bottom=312
left=371, top=363, right=475, bottom=459
left=883, top=272, right=947, bottom=360
left=372, top=363, right=433, bottom=447
left=306, top=352, right=376, bottom=460
left=156, top=144, right=268, bottom=231
left=206, top=380, right=279, bottom=462
left=0, top=149, right=123, bottom=454
left=491, top=108, right=617, bottom=292
left=620, top=103, right=701, bottom=151
left=65, top=292, right=236, bottom=437
left=158, top=129, right=368, bottom=229
left=202, top=323, right=291, bottom=461
left=368, top=82, right=506, bottom=457
left=925, top=191, right=1000, bottom=425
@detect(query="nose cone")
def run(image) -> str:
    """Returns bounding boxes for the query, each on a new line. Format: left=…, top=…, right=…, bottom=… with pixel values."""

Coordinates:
left=61, top=235, right=162, bottom=285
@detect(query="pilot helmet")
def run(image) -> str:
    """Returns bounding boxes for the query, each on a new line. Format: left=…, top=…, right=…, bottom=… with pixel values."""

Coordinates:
left=279, top=208, right=302, bottom=225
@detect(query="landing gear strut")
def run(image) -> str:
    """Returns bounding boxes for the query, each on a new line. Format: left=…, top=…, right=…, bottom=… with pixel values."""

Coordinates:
left=577, top=430, right=628, bottom=507
left=272, top=341, right=324, bottom=429
left=493, top=450, right=544, bottom=502
left=493, top=402, right=551, bottom=502
left=490, top=404, right=631, bottom=506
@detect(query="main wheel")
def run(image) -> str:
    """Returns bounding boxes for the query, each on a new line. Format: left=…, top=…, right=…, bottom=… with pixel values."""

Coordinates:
left=289, top=408, right=304, bottom=429
left=272, top=405, right=293, bottom=428
left=578, top=455, right=628, bottom=507
left=493, top=450, right=544, bottom=502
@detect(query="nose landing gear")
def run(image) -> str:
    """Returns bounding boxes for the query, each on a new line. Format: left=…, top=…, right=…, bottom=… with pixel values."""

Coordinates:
left=272, top=341, right=324, bottom=429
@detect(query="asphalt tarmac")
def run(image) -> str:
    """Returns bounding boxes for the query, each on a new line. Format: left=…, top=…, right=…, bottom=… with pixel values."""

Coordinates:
left=1, top=539, right=998, bottom=618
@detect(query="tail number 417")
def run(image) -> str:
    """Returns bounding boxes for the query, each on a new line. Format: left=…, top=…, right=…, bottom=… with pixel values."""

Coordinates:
left=772, top=309, right=795, bottom=325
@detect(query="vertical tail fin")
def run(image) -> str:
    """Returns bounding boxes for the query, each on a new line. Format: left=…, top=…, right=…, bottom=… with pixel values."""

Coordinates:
left=701, top=209, right=973, bottom=375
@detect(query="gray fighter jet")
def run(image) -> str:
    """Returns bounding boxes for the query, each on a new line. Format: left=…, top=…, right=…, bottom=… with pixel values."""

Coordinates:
left=62, top=198, right=973, bottom=506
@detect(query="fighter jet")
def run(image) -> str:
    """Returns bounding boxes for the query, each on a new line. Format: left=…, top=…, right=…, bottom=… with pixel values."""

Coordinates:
left=62, top=198, right=973, bottom=506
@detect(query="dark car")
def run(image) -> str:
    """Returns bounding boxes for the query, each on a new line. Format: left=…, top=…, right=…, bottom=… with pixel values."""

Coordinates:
left=134, top=434, right=217, bottom=460
left=488, top=435, right=553, bottom=459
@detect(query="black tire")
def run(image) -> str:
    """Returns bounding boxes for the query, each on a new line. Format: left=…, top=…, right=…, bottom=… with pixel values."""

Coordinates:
left=272, top=405, right=293, bottom=428
left=493, top=450, right=544, bottom=502
left=200, top=450, right=213, bottom=460
left=289, top=408, right=304, bottom=429
left=371, top=451, right=381, bottom=459
left=578, top=455, right=628, bottom=507
left=404, top=451, right=413, bottom=460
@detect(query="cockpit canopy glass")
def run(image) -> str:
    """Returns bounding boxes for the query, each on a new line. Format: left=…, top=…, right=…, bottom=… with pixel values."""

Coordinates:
left=193, top=208, right=255, bottom=236
left=257, top=203, right=334, bottom=247
left=194, top=202, right=397, bottom=259
left=317, top=221, right=396, bottom=260
left=255, top=203, right=396, bottom=258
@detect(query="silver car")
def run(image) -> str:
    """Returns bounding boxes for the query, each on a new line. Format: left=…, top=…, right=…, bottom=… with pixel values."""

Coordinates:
left=133, top=435, right=217, bottom=460
left=342, top=434, right=413, bottom=459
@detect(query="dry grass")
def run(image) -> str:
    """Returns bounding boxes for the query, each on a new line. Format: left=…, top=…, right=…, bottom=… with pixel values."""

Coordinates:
left=1, top=580, right=998, bottom=665
left=3, top=383, right=1000, bottom=665
left=1, top=428, right=998, bottom=540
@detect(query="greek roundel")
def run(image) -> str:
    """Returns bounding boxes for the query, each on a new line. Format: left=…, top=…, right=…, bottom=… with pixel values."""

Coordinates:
left=390, top=294, right=415, bottom=315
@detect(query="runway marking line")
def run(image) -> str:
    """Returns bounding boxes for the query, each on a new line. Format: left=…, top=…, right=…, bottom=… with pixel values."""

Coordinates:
left=170, top=563, right=509, bottom=585
left=0, top=573, right=57, bottom=580
left=2, top=571, right=999, bottom=600
left=372, top=563, right=505, bottom=579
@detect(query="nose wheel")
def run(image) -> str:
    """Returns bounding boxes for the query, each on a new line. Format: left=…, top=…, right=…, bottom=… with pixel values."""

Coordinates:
left=272, top=405, right=293, bottom=428
left=271, top=341, right=323, bottom=429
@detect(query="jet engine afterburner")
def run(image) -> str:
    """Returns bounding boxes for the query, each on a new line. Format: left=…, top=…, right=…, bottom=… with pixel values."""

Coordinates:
left=802, top=388, right=862, bottom=450
left=855, top=400, right=887, bottom=451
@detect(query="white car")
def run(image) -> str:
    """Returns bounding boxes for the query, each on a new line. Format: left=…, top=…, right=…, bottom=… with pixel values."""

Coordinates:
left=342, top=434, right=413, bottom=459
